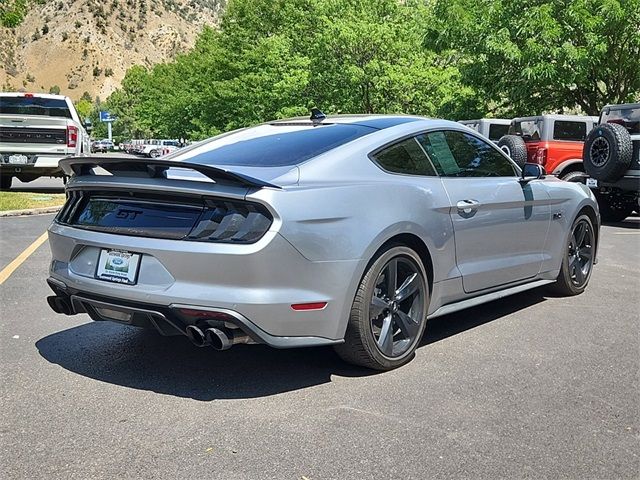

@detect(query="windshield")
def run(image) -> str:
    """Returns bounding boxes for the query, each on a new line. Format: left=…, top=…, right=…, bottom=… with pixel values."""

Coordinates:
left=0, top=96, right=72, bottom=118
left=178, top=123, right=377, bottom=167
left=600, top=106, right=640, bottom=134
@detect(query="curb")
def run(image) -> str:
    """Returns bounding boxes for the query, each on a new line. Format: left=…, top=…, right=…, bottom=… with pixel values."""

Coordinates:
left=0, top=206, right=62, bottom=218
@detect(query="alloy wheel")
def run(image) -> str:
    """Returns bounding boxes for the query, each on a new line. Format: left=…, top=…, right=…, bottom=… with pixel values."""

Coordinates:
left=567, top=219, right=594, bottom=287
left=369, top=256, right=426, bottom=358
left=590, top=137, right=610, bottom=167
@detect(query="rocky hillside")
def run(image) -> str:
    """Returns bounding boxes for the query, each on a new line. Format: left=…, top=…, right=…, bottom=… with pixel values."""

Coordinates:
left=0, top=0, right=223, bottom=101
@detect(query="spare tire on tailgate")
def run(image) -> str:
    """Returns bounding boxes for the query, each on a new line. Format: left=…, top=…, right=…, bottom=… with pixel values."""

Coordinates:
left=497, top=135, right=527, bottom=167
left=583, top=123, right=633, bottom=182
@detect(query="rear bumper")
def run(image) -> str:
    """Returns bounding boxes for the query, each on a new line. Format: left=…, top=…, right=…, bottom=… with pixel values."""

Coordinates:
left=47, top=222, right=360, bottom=345
left=46, top=278, right=343, bottom=348
left=597, top=172, right=640, bottom=193
left=0, top=153, right=66, bottom=177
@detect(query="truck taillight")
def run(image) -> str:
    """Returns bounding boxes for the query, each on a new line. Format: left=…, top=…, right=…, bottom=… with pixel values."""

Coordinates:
left=535, top=147, right=547, bottom=165
left=67, top=125, right=78, bottom=148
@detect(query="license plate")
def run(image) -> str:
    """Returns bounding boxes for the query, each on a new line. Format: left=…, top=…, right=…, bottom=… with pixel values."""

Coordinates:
left=95, top=249, right=141, bottom=285
left=8, top=154, right=28, bottom=165
left=586, top=178, right=598, bottom=188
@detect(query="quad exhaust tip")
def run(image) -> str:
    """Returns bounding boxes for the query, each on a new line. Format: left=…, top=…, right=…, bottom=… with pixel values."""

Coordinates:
left=185, top=325, right=250, bottom=350
left=46, top=295, right=75, bottom=316
left=185, top=325, right=208, bottom=347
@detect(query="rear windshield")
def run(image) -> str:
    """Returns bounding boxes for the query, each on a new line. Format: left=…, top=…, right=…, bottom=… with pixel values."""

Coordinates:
left=509, top=120, right=542, bottom=141
left=553, top=121, right=587, bottom=141
left=181, top=124, right=376, bottom=167
left=600, top=107, right=640, bottom=134
left=0, top=96, right=72, bottom=118
left=488, top=123, right=509, bottom=141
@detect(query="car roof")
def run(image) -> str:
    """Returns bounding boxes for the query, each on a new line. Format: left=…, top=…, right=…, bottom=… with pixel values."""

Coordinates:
left=458, top=118, right=511, bottom=124
left=0, top=92, right=70, bottom=101
left=602, top=103, right=640, bottom=111
left=269, top=114, right=428, bottom=130
left=512, top=114, right=599, bottom=122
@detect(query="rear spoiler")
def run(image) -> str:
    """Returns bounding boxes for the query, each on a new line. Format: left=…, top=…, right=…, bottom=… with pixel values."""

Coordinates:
left=59, top=156, right=281, bottom=189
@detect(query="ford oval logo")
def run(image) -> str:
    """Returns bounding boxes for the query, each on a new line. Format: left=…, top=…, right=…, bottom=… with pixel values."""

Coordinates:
left=111, top=258, right=124, bottom=266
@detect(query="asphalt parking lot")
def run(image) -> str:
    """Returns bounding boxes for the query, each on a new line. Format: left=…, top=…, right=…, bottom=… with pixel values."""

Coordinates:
left=0, top=212, right=638, bottom=479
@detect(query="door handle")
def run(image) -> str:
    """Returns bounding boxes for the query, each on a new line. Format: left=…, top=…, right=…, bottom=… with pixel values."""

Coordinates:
left=456, top=199, right=481, bottom=217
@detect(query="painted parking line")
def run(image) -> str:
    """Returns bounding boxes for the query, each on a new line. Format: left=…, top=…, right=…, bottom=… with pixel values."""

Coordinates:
left=613, top=231, right=640, bottom=235
left=0, top=232, right=48, bottom=286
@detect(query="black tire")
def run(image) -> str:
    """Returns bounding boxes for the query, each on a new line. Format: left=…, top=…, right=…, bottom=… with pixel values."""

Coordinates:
left=150, top=149, right=161, bottom=158
left=549, top=214, right=595, bottom=296
left=583, top=123, right=633, bottom=182
left=595, top=191, right=633, bottom=223
left=561, top=171, right=588, bottom=184
left=497, top=135, right=528, bottom=167
left=0, top=175, right=12, bottom=190
left=334, top=245, right=429, bottom=370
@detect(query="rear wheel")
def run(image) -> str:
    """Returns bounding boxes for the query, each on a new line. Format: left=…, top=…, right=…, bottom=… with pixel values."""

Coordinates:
left=561, top=171, right=588, bottom=184
left=335, top=245, right=429, bottom=370
left=550, top=214, right=595, bottom=296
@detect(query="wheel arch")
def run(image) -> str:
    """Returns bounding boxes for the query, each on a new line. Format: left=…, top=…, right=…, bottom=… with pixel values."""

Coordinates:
left=576, top=204, right=600, bottom=257
left=552, top=159, right=584, bottom=176
left=366, top=232, right=434, bottom=295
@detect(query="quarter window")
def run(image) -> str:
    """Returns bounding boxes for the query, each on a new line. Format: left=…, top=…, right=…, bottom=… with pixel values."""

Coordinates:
left=373, top=137, right=437, bottom=176
left=488, top=123, right=509, bottom=141
left=553, top=121, right=587, bottom=141
left=417, top=131, right=516, bottom=177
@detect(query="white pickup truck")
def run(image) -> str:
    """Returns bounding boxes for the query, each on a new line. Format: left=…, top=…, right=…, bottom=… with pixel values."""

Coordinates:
left=0, top=92, right=91, bottom=189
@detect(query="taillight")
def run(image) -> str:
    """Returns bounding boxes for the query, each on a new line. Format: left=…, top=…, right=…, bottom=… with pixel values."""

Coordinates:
left=188, top=199, right=273, bottom=244
left=67, top=125, right=78, bottom=148
left=534, top=147, right=547, bottom=165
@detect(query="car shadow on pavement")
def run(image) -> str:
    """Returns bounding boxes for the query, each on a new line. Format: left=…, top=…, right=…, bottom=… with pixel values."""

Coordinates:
left=36, top=288, right=548, bottom=401
left=420, top=287, right=547, bottom=346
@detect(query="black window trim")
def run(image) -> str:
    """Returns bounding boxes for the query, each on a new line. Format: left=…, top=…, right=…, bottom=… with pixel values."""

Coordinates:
left=368, top=127, right=521, bottom=178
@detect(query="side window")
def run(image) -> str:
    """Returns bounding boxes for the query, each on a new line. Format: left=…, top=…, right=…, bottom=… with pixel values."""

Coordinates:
left=488, top=123, right=509, bottom=141
left=372, top=137, right=437, bottom=176
left=417, top=130, right=517, bottom=178
left=553, top=121, right=587, bottom=141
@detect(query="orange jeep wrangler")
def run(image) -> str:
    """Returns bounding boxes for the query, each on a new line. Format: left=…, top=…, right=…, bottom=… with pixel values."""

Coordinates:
left=498, top=115, right=598, bottom=181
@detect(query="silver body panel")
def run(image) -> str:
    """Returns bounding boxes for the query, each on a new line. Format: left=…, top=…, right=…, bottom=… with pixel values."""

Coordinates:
left=47, top=117, right=600, bottom=347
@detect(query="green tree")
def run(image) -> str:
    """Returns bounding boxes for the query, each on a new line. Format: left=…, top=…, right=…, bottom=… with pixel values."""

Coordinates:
left=107, top=0, right=474, bottom=139
left=75, top=98, right=93, bottom=119
left=428, top=0, right=640, bottom=116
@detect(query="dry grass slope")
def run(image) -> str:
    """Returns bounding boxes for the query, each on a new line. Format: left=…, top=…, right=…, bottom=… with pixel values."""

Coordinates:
left=0, top=0, right=222, bottom=101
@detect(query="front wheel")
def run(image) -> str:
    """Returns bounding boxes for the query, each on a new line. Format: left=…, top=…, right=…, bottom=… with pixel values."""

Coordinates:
left=549, top=214, right=595, bottom=296
left=561, top=171, right=588, bottom=184
left=335, top=245, right=429, bottom=370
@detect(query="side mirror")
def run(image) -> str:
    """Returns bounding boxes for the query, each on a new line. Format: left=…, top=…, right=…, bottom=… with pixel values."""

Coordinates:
left=519, top=162, right=545, bottom=185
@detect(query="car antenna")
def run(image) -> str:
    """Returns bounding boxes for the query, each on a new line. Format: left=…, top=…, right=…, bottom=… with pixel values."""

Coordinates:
left=310, top=108, right=326, bottom=125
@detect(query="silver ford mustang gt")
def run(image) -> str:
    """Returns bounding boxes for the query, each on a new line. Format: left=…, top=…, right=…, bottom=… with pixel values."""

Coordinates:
left=46, top=114, right=599, bottom=370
